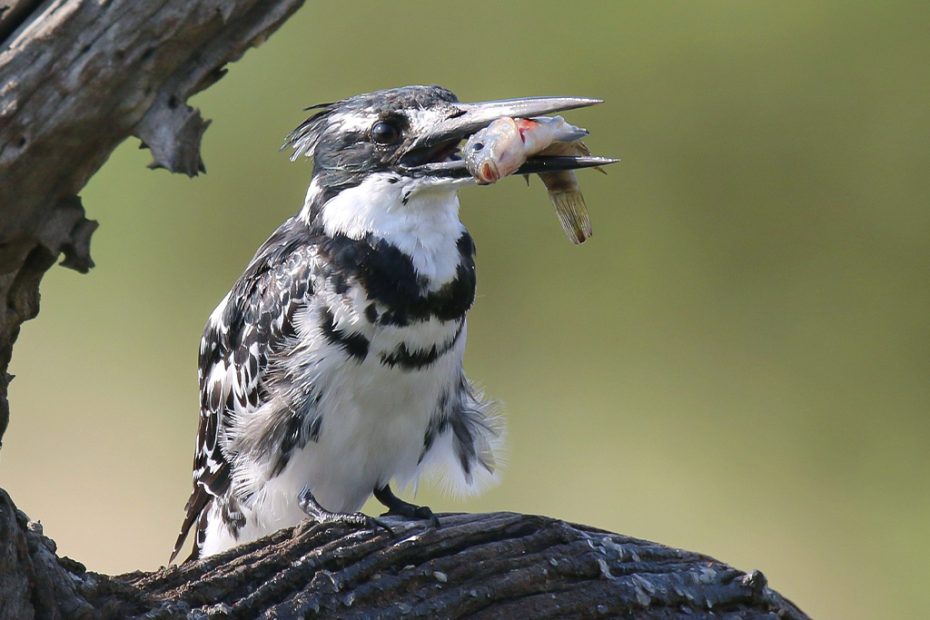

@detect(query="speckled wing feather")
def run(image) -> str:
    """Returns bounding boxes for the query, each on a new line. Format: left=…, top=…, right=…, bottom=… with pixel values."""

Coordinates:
left=171, top=219, right=316, bottom=563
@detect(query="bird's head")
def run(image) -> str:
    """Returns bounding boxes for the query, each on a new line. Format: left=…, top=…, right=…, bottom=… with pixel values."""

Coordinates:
left=284, top=85, right=608, bottom=197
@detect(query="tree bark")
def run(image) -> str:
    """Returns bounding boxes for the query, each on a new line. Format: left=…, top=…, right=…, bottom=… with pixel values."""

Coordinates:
left=0, top=3, right=811, bottom=619
left=0, top=0, right=305, bottom=448
left=0, top=488, right=808, bottom=619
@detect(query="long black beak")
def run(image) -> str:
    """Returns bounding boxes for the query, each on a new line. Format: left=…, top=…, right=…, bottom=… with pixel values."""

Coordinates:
left=400, top=95, right=617, bottom=178
left=411, top=96, right=602, bottom=149
left=413, top=155, right=618, bottom=178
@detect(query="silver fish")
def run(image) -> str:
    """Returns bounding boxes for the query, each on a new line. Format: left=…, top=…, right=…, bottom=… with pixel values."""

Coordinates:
left=464, top=116, right=597, bottom=243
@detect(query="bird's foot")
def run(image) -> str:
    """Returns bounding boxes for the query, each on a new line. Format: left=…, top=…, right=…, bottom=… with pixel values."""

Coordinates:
left=374, top=484, right=441, bottom=528
left=298, top=488, right=394, bottom=535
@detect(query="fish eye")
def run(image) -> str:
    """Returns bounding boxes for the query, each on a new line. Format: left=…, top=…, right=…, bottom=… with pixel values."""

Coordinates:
left=370, top=120, right=401, bottom=145
left=470, top=142, right=484, bottom=151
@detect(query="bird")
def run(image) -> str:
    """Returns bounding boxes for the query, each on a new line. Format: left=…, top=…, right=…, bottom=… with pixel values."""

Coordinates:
left=170, top=85, right=605, bottom=562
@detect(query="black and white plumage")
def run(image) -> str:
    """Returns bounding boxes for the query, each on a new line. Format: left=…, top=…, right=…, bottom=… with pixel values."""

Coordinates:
left=171, top=86, right=604, bottom=562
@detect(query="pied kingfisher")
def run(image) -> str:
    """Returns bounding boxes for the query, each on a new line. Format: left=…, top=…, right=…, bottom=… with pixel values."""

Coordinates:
left=171, top=85, right=602, bottom=562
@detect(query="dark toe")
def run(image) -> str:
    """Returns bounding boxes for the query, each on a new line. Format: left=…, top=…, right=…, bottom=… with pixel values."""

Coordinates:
left=414, top=506, right=440, bottom=527
left=368, top=516, right=395, bottom=536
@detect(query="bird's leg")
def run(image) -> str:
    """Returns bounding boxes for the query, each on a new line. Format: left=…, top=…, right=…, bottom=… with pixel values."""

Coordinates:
left=373, top=484, right=440, bottom=527
left=298, top=488, right=394, bottom=535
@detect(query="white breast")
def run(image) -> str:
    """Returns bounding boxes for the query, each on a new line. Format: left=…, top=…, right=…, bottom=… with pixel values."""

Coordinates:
left=232, top=309, right=467, bottom=538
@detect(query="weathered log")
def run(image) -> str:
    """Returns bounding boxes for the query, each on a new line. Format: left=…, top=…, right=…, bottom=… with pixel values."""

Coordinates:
left=0, top=488, right=807, bottom=619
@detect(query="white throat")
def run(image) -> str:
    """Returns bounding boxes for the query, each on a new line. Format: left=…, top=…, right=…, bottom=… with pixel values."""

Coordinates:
left=311, top=173, right=467, bottom=289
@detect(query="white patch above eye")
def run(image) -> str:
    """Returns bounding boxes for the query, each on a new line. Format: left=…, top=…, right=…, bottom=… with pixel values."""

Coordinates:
left=331, top=110, right=377, bottom=134
left=318, top=173, right=466, bottom=290
left=338, top=106, right=443, bottom=137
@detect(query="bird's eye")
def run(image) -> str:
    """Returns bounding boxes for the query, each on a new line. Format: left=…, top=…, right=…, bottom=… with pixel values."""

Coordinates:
left=370, top=120, right=401, bottom=145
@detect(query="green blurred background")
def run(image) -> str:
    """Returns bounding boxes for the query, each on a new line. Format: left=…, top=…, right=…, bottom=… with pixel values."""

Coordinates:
left=3, top=1, right=928, bottom=617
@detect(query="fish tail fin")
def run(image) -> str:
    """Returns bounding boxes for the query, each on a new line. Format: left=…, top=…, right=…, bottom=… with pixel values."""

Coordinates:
left=549, top=190, right=592, bottom=244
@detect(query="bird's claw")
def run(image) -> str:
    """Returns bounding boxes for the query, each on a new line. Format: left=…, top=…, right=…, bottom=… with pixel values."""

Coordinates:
left=373, top=484, right=440, bottom=528
left=298, top=490, right=394, bottom=536
left=380, top=505, right=441, bottom=528
left=365, top=515, right=396, bottom=536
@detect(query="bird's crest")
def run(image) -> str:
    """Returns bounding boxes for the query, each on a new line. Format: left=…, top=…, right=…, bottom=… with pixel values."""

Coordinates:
left=282, top=102, right=337, bottom=161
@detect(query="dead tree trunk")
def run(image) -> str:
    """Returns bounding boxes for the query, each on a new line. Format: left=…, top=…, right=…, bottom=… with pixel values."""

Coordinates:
left=0, top=0, right=306, bottom=447
left=0, top=2, right=810, bottom=618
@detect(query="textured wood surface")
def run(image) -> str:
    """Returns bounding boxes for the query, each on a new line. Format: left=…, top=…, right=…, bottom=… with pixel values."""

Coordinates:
left=0, top=489, right=809, bottom=619
left=0, top=0, right=305, bottom=448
